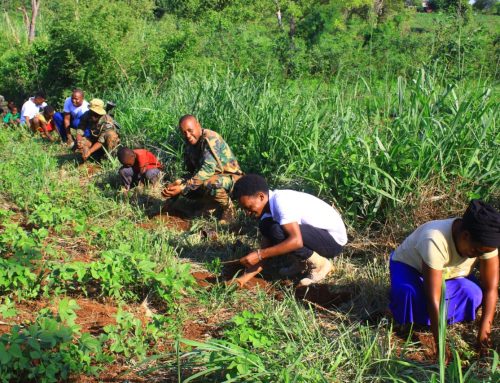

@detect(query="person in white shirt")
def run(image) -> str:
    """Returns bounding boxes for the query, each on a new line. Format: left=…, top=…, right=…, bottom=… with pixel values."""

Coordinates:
left=20, top=91, right=47, bottom=129
left=232, top=174, right=347, bottom=287
left=62, top=88, right=89, bottom=145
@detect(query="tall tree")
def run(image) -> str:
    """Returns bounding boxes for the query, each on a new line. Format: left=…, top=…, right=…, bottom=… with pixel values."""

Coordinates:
left=18, top=0, right=40, bottom=43
left=28, top=0, right=40, bottom=43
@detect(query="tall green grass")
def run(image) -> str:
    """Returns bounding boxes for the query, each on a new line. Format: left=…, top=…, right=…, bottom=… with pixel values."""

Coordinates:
left=108, top=69, right=499, bottom=224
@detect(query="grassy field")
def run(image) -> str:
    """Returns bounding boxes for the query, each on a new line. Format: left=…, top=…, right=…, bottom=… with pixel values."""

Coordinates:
left=0, top=4, right=499, bottom=382
left=0, top=123, right=498, bottom=381
left=110, top=69, right=499, bottom=225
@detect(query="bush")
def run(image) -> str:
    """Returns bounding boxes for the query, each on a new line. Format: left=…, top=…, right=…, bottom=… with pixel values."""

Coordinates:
left=0, top=301, right=106, bottom=383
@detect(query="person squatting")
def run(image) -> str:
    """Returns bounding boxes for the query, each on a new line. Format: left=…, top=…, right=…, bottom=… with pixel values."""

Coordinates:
left=7, top=90, right=499, bottom=359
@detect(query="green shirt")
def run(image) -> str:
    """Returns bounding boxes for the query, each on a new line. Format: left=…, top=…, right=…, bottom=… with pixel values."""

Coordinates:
left=3, top=112, right=20, bottom=124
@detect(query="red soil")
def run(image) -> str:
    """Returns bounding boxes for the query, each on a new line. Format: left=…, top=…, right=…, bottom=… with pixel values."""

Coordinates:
left=74, top=299, right=118, bottom=334
left=139, top=214, right=191, bottom=232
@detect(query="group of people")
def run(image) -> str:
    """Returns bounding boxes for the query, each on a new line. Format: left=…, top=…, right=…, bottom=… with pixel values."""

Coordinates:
left=121, top=113, right=499, bottom=356
left=1, top=96, right=20, bottom=125
left=2, top=89, right=499, bottom=357
left=2, top=90, right=121, bottom=162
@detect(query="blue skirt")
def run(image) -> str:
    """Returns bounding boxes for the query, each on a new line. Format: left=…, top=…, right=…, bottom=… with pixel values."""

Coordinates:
left=389, top=254, right=482, bottom=325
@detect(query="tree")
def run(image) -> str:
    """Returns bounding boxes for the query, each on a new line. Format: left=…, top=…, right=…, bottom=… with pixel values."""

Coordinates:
left=429, top=0, right=471, bottom=13
left=18, top=0, right=40, bottom=43
left=473, top=0, right=498, bottom=11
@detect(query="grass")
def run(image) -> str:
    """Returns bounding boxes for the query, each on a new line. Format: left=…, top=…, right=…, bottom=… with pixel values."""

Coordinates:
left=0, top=17, right=498, bottom=378
left=0, top=127, right=498, bottom=382
left=107, top=68, right=499, bottom=227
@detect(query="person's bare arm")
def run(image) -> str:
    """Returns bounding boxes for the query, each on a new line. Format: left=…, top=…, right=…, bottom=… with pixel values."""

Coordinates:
left=82, top=142, right=102, bottom=160
left=422, top=262, right=443, bottom=353
left=64, top=113, right=71, bottom=130
left=65, top=113, right=75, bottom=144
left=240, top=222, right=302, bottom=267
left=39, top=119, right=54, bottom=141
left=24, top=115, right=33, bottom=131
left=477, top=256, right=499, bottom=355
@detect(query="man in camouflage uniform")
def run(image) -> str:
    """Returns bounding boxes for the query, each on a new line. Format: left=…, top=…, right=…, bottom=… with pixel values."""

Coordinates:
left=76, top=99, right=120, bottom=161
left=162, top=115, right=243, bottom=222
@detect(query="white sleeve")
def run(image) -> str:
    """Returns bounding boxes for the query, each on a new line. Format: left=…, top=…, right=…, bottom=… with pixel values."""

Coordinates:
left=21, top=104, right=28, bottom=119
left=22, top=103, right=35, bottom=120
left=273, top=195, right=300, bottom=225
left=415, top=237, right=447, bottom=271
left=80, top=101, right=89, bottom=114
left=20, top=104, right=27, bottom=123
left=63, top=98, right=72, bottom=113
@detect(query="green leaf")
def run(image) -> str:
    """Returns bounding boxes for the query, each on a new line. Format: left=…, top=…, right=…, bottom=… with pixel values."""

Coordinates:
left=0, top=343, right=12, bottom=364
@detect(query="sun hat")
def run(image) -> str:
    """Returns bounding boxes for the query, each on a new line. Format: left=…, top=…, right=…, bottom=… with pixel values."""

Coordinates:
left=89, top=98, right=106, bottom=115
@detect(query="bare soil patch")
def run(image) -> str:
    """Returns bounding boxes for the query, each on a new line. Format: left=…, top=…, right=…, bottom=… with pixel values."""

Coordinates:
left=192, top=271, right=218, bottom=288
left=72, top=364, right=146, bottom=383
left=295, top=284, right=353, bottom=309
left=192, top=267, right=279, bottom=295
left=74, top=299, right=118, bottom=334
left=139, top=213, right=191, bottom=232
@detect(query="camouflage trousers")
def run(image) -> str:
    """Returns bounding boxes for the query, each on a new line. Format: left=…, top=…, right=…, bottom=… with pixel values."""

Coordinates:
left=79, top=130, right=120, bottom=160
left=80, top=130, right=120, bottom=152
left=168, top=174, right=241, bottom=218
left=200, top=173, right=241, bottom=207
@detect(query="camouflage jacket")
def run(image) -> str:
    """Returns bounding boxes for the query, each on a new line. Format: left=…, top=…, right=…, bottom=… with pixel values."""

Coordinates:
left=77, top=112, right=118, bottom=144
left=183, top=129, right=242, bottom=194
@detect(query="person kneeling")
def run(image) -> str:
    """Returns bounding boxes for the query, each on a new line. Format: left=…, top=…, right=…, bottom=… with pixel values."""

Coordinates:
left=31, top=105, right=57, bottom=142
left=117, top=147, right=162, bottom=191
left=161, top=115, right=243, bottom=223
left=232, top=174, right=347, bottom=287
left=76, top=99, right=120, bottom=162
left=389, top=200, right=499, bottom=356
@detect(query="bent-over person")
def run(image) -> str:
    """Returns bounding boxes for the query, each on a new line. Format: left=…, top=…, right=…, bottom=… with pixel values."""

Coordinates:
left=389, top=200, right=499, bottom=357
left=118, top=147, right=162, bottom=191
left=232, top=174, right=347, bottom=287
left=20, top=91, right=47, bottom=130
left=31, top=105, right=57, bottom=141
left=76, top=99, right=120, bottom=161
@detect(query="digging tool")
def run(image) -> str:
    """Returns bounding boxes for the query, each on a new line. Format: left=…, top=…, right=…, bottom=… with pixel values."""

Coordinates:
left=221, top=259, right=241, bottom=265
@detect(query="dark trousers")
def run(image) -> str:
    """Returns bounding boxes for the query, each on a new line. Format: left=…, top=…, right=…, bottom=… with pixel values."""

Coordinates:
left=119, top=167, right=160, bottom=189
left=53, top=112, right=67, bottom=142
left=259, top=218, right=343, bottom=260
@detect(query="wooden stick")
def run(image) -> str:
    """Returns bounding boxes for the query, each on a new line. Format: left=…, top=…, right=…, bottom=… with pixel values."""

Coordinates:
left=301, top=299, right=338, bottom=316
left=221, top=259, right=241, bottom=265
left=233, top=264, right=264, bottom=287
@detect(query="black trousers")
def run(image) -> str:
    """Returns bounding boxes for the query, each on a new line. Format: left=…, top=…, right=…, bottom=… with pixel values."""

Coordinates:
left=259, top=218, right=343, bottom=260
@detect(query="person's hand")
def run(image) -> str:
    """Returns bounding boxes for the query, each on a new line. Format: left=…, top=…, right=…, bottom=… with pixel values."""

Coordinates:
left=240, top=251, right=262, bottom=268
left=82, top=148, right=90, bottom=161
left=161, top=182, right=183, bottom=198
left=161, top=179, right=183, bottom=197
left=477, top=330, right=492, bottom=357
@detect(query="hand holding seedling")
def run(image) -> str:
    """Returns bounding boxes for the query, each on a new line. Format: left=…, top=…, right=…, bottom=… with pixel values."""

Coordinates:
left=162, top=179, right=183, bottom=198
left=240, top=251, right=262, bottom=268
